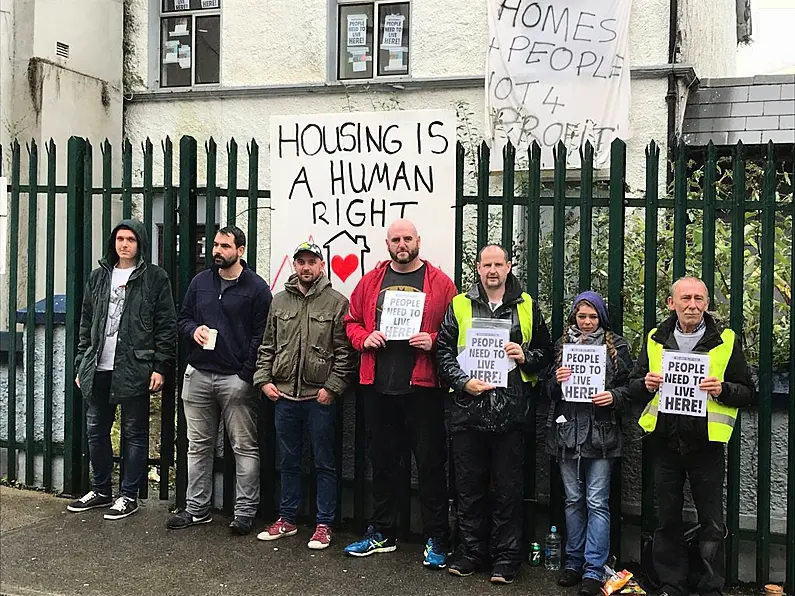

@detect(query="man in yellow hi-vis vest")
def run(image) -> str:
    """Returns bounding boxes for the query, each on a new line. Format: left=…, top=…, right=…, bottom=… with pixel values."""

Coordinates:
left=437, top=245, right=553, bottom=585
left=612, top=277, right=754, bottom=596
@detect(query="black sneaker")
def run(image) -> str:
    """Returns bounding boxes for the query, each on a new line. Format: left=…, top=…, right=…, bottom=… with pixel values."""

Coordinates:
left=490, top=565, right=517, bottom=585
left=559, top=568, right=584, bottom=587
left=166, top=510, right=213, bottom=530
left=447, top=557, right=477, bottom=577
left=229, top=516, right=254, bottom=536
left=578, top=577, right=603, bottom=596
left=103, top=496, right=139, bottom=520
left=66, top=490, right=112, bottom=512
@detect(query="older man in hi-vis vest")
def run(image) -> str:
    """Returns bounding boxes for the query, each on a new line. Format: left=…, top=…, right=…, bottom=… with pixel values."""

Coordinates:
left=612, top=277, right=754, bottom=596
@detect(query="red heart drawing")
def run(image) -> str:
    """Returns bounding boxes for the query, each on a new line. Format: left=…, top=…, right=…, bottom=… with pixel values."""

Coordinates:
left=331, top=254, right=359, bottom=282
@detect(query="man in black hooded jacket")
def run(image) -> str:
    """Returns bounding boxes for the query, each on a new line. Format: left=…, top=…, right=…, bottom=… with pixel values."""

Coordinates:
left=437, top=244, right=553, bottom=584
left=70, top=219, right=177, bottom=520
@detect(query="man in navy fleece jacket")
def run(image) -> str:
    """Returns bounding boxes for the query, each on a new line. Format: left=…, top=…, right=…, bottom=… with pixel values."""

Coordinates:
left=167, top=225, right=272, bottom=536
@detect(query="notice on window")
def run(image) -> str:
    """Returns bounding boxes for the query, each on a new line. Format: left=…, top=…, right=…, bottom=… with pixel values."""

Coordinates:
left=658, top=351, right=709, bottom=417
left=384, top=50, right=405, bottom=72
left=163, top=40, right=180, bottom=64
left=201, top=0, right=219, bottom=7
left=381, top=14, right=404, bottom=49
left=379, top=291, right=425, bottom=340
left=178, top=44, right=191, bottom=69
left=347, top=14, right=367, bottom=47
left=170, top=18, right=189, bottom=37
left=347, top=46, right=371, bottom=72
left=456, top=327, right=511, bottom=388
left=561, top=344, right=606, bottom=402
left=174, top=0, right=190, bottom=10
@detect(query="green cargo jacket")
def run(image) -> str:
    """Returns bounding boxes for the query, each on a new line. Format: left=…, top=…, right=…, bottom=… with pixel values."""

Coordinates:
left=75, top=219, right=177, bottom=403
left=253, top=272, right=357, bottom=399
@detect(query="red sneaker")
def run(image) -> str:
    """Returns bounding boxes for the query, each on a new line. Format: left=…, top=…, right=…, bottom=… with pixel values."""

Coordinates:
left=256, top=517, right=298, bottom=541
left=307, top=524, right=332, bottom=550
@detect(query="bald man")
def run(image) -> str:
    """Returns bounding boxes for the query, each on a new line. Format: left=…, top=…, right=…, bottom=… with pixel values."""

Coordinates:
left=612, top=276, right=754, bottom=596
left=343, top=219, right=457, bottom=568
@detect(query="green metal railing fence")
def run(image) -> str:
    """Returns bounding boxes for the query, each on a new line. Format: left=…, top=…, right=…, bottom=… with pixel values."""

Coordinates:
left=1, top=135, right=793, bottom=591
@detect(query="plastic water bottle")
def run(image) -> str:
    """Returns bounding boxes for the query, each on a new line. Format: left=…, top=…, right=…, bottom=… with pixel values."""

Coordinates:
left=544, top=525, right=561, bottom=570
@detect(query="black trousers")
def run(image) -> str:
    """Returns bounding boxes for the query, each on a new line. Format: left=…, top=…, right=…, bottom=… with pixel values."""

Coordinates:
left=362, top=387, right=449, bottom=541
left=451, top=428, right=524, bottom=570
left=653, top=441, right=726, bottom=596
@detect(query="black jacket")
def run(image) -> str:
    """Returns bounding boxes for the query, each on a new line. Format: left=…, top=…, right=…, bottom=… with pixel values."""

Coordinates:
left=544, top=332, right=634, bottom=460
left=437, top=273, right=553, bottom=433
left=612, top=311, right=755, bottom=453
left=75, top=219, right=177, bottom=403
left=178, top=261, right=272, bottom=384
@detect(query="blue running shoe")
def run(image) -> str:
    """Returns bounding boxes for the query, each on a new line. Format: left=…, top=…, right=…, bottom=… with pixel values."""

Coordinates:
left=423, top=537, right=447, bottom=569
left=343, top=525, right=397, bottom=557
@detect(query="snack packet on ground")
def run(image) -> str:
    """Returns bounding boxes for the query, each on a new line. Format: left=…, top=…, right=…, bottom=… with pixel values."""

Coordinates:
left=601, top=570, right=633, bottom=595
left=617, top=578, right=647, bottom=594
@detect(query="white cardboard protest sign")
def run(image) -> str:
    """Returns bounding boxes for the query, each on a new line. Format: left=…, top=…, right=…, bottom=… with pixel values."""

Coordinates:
left=561, top=344, right=606, bottom=402
left=269, top=110, right=456, bottom=297
left=457, top=327, right=511, bottom=388
left=379, top=290, right=425, bottom=340
left=658, top=350, right=709, bottom=417
left=486, top=0, right=632, bottom=169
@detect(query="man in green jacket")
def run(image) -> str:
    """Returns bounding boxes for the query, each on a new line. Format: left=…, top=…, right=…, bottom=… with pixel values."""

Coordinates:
left=69, top=219, right=177, bottom=520
left=254, top=241, right=357, bottom=550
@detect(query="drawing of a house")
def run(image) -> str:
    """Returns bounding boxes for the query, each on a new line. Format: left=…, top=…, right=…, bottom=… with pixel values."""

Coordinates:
left=322, top=231, right=371, bottom=285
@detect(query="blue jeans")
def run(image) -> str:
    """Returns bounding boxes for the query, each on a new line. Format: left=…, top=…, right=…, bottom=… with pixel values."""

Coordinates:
left=86, top=371, right=149, bottom=499
left=274, top=397, right=337, bottom=525
left=559, top=457, right=615, bottom=580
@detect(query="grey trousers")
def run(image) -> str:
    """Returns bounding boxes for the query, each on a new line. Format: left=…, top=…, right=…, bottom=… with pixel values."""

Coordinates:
left=182, top=365, right=260, bottom=517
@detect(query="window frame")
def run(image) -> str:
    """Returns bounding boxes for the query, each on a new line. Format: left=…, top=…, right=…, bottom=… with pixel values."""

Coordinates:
left=333, top=0, right=411, bottom=83
left=158, top=0, right=222, bottom=89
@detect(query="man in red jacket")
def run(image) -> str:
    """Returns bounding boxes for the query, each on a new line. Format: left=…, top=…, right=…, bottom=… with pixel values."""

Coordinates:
left=343, top=219, right=457, bottom=568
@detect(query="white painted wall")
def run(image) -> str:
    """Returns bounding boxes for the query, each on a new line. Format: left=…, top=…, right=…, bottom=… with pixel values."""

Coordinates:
left=679, top=0, right=737, bottom=77
left=127, top=0, right=684, bottom=88
left=0, top=0, right=124, bottom=330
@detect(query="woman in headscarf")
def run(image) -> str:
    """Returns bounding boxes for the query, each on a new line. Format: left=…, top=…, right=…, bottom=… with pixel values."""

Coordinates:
left=545, top=292, right=634, bottom=596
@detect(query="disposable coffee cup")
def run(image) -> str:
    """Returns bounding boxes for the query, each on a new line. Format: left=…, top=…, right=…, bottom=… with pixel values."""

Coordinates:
left=203, top=328, right=218, bottom=350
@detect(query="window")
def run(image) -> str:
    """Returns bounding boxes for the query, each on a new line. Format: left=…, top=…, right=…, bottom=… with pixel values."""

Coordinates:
left=160, top=0, right=220, bottom=88
left=337, top=1, right=410, bottom=81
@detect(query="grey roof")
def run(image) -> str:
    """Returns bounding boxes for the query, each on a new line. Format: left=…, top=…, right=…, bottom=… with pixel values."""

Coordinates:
left=682, top=74, right=795, bottom=146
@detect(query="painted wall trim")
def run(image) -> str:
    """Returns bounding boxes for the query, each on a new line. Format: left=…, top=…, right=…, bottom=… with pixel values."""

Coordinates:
left=127, top=64, right=698, bottom=103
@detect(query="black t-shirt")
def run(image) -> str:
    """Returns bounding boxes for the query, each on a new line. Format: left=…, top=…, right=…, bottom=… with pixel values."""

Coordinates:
left=374, top=264, right=426, bottom=394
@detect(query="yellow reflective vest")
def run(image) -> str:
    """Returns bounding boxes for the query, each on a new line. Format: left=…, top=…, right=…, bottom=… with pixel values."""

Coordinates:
left=451, top=292, right=537, bottom=385
left=638, top=327, right=738, bottom=443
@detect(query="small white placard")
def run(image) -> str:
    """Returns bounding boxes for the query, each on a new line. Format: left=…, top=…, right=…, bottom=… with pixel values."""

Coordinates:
left=347, top=14, right=367, bottom=47
left=457, top=327, right=511, bottom=388
left=379, top=290, right=425, bottom=340
left=658, top=350, right=709, bottom=417
left=174, top=0, right=190, bottom=10
left=201, top=0, right=219, bottom=8
left=381, top=14, right=404, bottom=49
left=561, top=344, right=607, bottom=402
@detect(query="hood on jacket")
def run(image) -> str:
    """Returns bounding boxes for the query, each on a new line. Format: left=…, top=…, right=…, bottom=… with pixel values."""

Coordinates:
left=568, top=291, right=611, bottom=331
left=466, top=271, right=524, bottom=305
left=104, top=218, right=150, bottom=267
left=285, top=271, right=332, bottom=296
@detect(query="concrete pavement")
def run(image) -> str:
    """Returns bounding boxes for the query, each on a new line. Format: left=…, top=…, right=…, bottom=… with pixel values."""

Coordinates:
left=0, top=487, right=758, bottom=596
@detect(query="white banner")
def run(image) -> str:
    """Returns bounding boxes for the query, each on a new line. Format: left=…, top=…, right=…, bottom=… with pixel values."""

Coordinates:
left=269, top=110, right=456, bottom=296
left=486, top=0, right=632, bottom=169
left=658, top=350, right=709, bottom=417
left=561, top=344, right=606, bottom=402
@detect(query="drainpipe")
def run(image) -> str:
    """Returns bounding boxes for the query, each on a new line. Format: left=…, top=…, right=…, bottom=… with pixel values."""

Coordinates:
left=666, top=0, right=679, bottom=182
